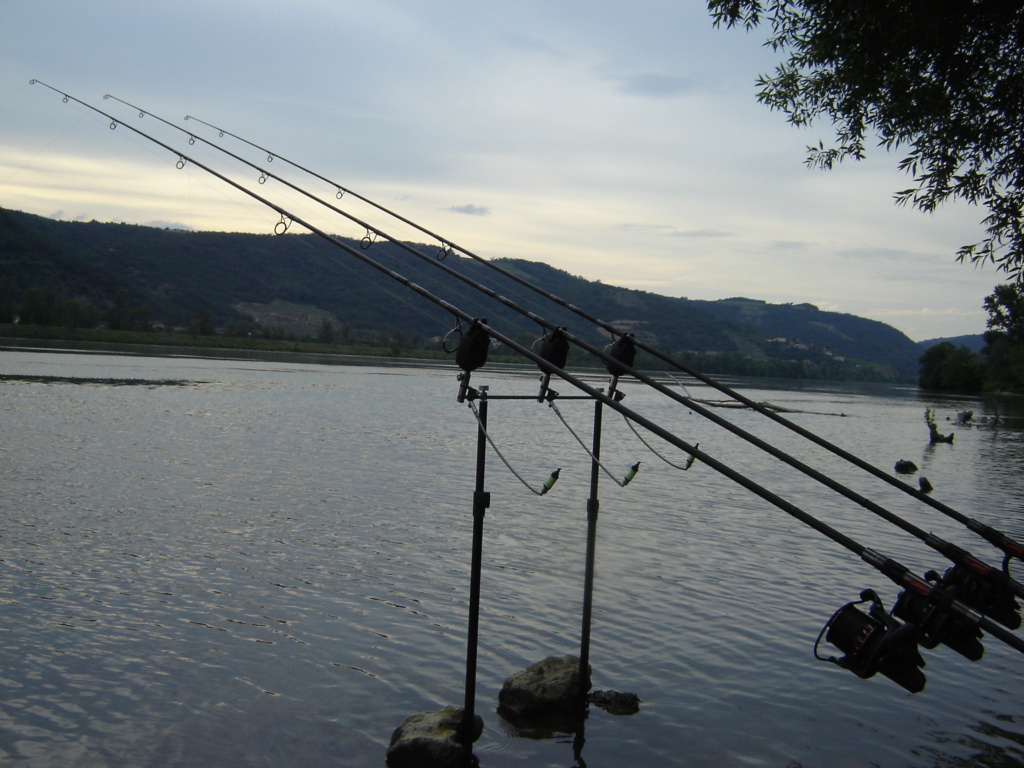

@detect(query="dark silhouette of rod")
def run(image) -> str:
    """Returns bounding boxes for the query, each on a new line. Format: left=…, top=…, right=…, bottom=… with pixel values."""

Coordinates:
left=178, top=107, right=1024, bottom=567
left=30, top=80, right=1024, bottom=656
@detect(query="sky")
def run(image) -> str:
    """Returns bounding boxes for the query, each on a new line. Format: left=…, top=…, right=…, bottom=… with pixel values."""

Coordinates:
left=0, top=0, right=1009, bottom=342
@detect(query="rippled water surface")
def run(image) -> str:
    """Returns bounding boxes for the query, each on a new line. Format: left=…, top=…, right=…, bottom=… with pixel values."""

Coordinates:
left=2, top=348, right=1023, bottom=767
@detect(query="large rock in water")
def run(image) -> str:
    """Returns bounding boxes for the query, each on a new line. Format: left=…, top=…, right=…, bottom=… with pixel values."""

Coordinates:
left=498, top=655, right=589, bottom=719
left=385, top=706, right=483, bottom=768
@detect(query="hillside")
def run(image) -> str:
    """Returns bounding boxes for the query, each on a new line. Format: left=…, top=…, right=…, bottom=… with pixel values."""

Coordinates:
left=918, top=334, right=986, bottom=354
left=0, top=207, right=922, bottom=379
left=693, top=297, right=922, bottom=374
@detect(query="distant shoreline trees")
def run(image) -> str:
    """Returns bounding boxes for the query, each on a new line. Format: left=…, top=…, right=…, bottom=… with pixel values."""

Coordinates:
left=919, top=283, right=1024, bottom=393
left=3, top=282, right=435, bottom=357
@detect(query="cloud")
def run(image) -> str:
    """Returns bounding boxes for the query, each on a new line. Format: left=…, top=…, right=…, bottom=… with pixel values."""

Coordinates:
left=881, top=306, right=981, bottom=319
left=836, top=246, right=928, bottom=261
left=668, top=228, right=733, bottom=239
left=609, top=71, right=699, bottom=98
left=613, top=223, right=733, bottom=239
left=502, top=31, right=564, bottom=57
left=449, top=204, right=491, bottom=216
left=811, top=301, right=844, bottom=313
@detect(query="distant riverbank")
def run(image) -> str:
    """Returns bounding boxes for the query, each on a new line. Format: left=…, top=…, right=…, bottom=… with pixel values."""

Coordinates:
left=0, top=323, right=919, bottom=384
left=0, top=323, right=454, bottom=362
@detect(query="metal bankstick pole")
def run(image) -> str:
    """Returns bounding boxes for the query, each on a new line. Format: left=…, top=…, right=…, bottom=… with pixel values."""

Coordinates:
left=462, top=390, right=489, bottom=759
left=577, top=392, right=604, bottom=712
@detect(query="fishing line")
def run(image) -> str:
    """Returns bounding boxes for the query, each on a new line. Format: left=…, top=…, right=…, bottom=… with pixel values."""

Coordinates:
left=30, top=82, right=1024, bottom=659
left=0, top=108, right=90, bottom=190
left=621, top=414, right=698, bottom=472
left=180, top=112, right=618, bottom=344
left=76, top=90, right=1024, bottom=620
left=174, top=111, right=1024, bottom=565
left=547, top=399, right=639, bottom=488
left=106, top=95, right=540, bottom=343
left=279, top=234, right=454, bottom=341
left=78, top=88, right=1024, bottom=606
left=668, top=375, right=848, bottom=417
left=100, top=94, right=461, bottom=339
left=467, top=400, right=559, bottom=497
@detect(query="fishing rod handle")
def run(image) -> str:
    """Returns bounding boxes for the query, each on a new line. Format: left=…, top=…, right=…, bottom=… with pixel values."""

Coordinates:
left=967, top=518, right=1024, bottom=561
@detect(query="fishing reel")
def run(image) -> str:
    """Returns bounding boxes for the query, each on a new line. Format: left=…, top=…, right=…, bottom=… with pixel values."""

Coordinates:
left=815, top=589, right=926, bottom=693
left=887, top=562, right=1021, bottom=662
left=452, top=318, right=491, bottom=403
left=891, top=575, right=985, bottom=662
left=931, top=563, right=1021, bottom=630
left=535, top=327, right=569, bottom=402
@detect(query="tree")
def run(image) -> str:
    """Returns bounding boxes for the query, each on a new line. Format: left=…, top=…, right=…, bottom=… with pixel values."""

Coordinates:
left=0, top=276, right=17, bottom=323
left=983, top=283, right=1024, bottom=343
left=58, top=297, right=99, bottom=331
left=709, top=1, right=1024, bottom=279
left=918, top=341, right=983, bottom=392
left=316, top=318, right=336, bottom=345
left=107, top=289, right=151, bottom=332
left=982, top=282, right=1024, bottom=389
left=188, top=309, right=215, bottom=337
left=19, top=286, right=55, bottom=325
left=126, top=305, right=152, bottom=332
left=107, top=288, right=129, bottom=331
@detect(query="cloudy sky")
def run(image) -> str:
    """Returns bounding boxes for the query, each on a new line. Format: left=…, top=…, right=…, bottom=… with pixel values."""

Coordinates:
left=0, top=1, right=1008, bottom=341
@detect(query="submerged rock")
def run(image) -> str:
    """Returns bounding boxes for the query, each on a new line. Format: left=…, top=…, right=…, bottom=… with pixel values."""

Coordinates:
left=919, top=476, right=934, bottom=493
left=386, top=706, right=482, bottom=768
left=498, top=655, right=589, bottom=720
left=589, top=689, right=641, bottom=715
left=894, top=459, right=918, bottom=474
left=955, top=410, right=974, bottom=425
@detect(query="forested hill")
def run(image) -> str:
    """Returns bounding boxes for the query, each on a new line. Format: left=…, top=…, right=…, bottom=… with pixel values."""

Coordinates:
left=0, top=207, right=922, bottom=380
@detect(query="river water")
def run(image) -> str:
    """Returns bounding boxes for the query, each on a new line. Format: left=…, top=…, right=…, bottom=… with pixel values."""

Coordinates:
left=1, top=346, right=1022, bottom=767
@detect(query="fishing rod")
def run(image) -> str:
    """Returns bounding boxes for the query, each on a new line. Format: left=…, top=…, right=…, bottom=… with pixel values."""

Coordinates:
left=179, top=112, right=1024, bottom=568
left=106, top=95, right=1024, bottom=613
left=30, top=83, right=1024, bottom=682
left=92, top=90, right=1024, bottom=622
left=34, top=83, right=1024, bottom=696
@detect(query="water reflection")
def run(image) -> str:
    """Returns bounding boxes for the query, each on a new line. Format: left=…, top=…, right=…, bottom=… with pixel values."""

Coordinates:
left=2, top=349, right=1024, bottom=767
left=914, top=713, right=1024, bottom=767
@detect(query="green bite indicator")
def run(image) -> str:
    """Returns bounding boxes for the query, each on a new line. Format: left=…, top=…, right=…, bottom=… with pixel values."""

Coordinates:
left=623, top=462, right=641, bottom=486
left=540, top=468, right=561, bottom=495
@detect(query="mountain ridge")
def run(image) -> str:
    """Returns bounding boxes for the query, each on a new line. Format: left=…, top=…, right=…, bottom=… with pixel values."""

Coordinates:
left=0, top=207, right=923, bottom=380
